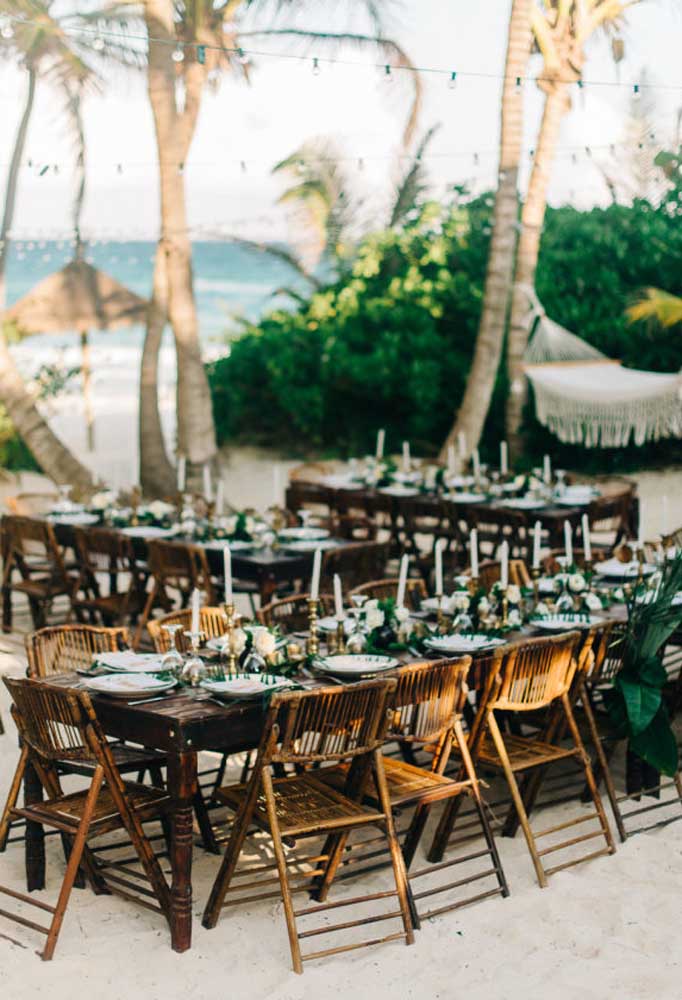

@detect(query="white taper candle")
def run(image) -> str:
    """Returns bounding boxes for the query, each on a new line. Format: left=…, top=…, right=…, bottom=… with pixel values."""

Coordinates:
left=216, top=479, right=224, bottom=517
left=310, top=548, right=322, bottom=601
left=582, top=513, right=592, bottom=563
left=564, top=520, right=573, bottom=566
left=472, top=448, right=481, bottom=483
left=376, top=428, right=385, bottom=460
left=203, top=464, right=212, bottom=503
left=333, top=573, right=344, bottom=620
left=435, top=539, right=444, bottom=596
left=470, top=528, right=479, bottom=578
left=397, top=554, right=409, bottom=608
left=532, top=520, right=542, bottom=570
left=177, top=455, right=186, bottom=493
left=458, top=431, right=466, bottom=459
left=500, top=441, right=508, bottom=476
left=190, top=588, right=200, bottom=635
left=402, top=440, right=410, bottom=472
left=543, top=454, right=551, bottom=485
left=447, top=445, right=455, bottom=476
left=500, top=541, right=509, bottom=589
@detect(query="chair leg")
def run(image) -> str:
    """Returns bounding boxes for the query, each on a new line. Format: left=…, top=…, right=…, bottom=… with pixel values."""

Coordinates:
left=371, top=751, right=415, bottom=944
left=260, top=767, right=304, bottom=974
left=576, top=679, right=627, bottom=842
left=486, top=712, right=548, bottom=888
left=560, top=693, right=616, bottom=857
left=42, top=768, right=104, bottom=961
left=0, top=745, right=28, bottom=852
left=193, top=791, right=220, bottom=854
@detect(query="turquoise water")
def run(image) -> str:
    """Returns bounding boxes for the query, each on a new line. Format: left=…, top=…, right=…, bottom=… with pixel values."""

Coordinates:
left=5, top=239, right=302, bottom=350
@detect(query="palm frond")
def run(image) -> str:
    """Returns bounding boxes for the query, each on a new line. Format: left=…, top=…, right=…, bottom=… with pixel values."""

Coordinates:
left=388, top=123, right=440, bottom=228
left=626, top=288, right=682, bottom=327
left=225, top=235, right=322, bottom=288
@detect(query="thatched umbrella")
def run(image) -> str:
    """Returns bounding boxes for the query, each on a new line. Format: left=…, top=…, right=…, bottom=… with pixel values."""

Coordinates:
left=4, top=258, right=147, bottom=450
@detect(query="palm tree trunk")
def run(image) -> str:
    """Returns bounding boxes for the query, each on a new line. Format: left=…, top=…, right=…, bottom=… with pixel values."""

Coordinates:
left=505, top=82, right=571, bottom=456
left=440, top=0, right=533, bottom=463
left=139, top=246, right=176, bottom=497
left=144, top=0, right=216, bottom=469
left=0, top=66, right=93, bottom=493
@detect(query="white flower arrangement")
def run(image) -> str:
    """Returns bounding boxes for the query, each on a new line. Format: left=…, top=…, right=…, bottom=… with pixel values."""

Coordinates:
left=584, top=592, right=604, bottom=612
left=147, top=499, right=174, bottom=521
left=452, top=591, right=471, bottom=612
left=568, top=573, right=587, bottom=594
left=90, top=490, right=116, bottom=509
left=253, top=628, right=277, bottom=658
left=506, top=584, right=522, bottom=605
left=507, top=607, right=523, bottom=627
left=394, top=605, right=411, bottom=623
left=364, top=599, right=385, bottom=631
left=477, top=596, right=491, bottom=615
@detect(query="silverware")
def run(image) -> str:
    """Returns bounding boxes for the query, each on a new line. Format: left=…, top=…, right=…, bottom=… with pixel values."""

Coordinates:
left=127, top=694, right=175, bottom=706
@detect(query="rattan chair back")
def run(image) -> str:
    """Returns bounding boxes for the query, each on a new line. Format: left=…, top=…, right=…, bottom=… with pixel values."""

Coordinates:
left=492, top=632, right=582, bottom=712
left=388, top=657, right=470, bottom=745
left=348, top=577, right=427, bottom=611
left=25, top=624, right=128, bottom=678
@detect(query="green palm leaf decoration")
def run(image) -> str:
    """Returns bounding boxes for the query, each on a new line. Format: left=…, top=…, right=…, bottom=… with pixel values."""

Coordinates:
left=603, top=553, right=682, bottom=776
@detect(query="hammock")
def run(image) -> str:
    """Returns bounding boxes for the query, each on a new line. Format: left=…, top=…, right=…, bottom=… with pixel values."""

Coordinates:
left=520, top=288, right=682, bottom=448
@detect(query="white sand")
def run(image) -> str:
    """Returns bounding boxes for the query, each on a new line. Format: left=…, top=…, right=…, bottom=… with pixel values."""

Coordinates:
left=0, top=650, right=681, bottom=1000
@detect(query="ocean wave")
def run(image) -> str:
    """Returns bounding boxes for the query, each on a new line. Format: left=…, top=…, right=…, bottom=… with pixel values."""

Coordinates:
left=194, top=277, right=274, bottom=294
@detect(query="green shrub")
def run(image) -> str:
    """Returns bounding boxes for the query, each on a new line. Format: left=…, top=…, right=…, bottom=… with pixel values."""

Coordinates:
left=0, top=405, right=39, bottom=472
left=208, top=192, right=682, bottom=468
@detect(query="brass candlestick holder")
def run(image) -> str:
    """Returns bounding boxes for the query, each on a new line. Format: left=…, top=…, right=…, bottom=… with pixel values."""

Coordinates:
left=436, top=594, right=447, bottom=633
left=500, top=588, right=509, bottom=628
left=468, top=575, right=480, bottom=598
left=335, top=618, right=346, bottom=654
left=130, top=486, right=141, bottom=527
left=307, top=598, right=320, bottom=658
left=531, top=566, right=541, bottom=606
left=222, top=602, right=239, bottom=674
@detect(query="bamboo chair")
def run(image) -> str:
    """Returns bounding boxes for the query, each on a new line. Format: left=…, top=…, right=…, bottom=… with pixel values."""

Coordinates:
left=1, top=516, right=73, bottom=632
left=475, top=558, right=531, bottom=592
left=147, top=605, right=229, bottom=653
left=257, top=592, right=333, bottom=632
left=5, top=492, right=60, bottom=517
left=0, top=677, right=173, bottom=960
left=134, top=539, right=216, bottom=647
left=348, top=577, right=427, bottom=612
left=320, top=540, right=390, bottom=593
left=429, top=632, right=616, bottom=887
left=71, top=527, right=147, bottom=627
left=0, top=625, right=168, bottom=858
left=574, top=624, right=682, bottom=842
left=587, top=486, right=636, bottom=550
left=318, top=659, right=509, bottom=923
left=399, top=497, right=446, bottom=580
left=201, top=679, right=415, bottom=973
left=466, top=507, right=530, bottom=562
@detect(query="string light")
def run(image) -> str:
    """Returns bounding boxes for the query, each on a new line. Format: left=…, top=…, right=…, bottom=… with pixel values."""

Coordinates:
left=312, top=57, right=320, bottom=76
left=237, top=47, right=249, bottom=65
left=171, top=44, right=184, bottom=63
left=633, top=83, right=640, bottom=100
left=384, top=64, right=393, bottom=84
left=515, top=76, right=522, bottom=94
left=448, top=71, right=457, bottom=90
left=197, top=44, right=206, bottom=64
left=93, top=35, right=105, bottom=52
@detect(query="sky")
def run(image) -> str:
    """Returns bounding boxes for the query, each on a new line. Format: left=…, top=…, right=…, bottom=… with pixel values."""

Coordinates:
left=1, top=0, right=681, bottom=243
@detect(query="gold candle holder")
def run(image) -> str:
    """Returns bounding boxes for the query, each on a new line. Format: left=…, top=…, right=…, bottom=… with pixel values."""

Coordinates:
left=222, top=602, right=238, bottom=674
left=335, top=618, right=346, bottom=654
left=531, top=566, right=541, bottom=606
left=500, top=588, right=509, bottom=628
left=307, top=598, right=320, bottom=658
left=206, top=501, right=216, bottom=539
left=468, top=575, right=480, bottom=597
left=436, top=593, right=447, bottom=633
left=130, top=486, right=141, bottom=527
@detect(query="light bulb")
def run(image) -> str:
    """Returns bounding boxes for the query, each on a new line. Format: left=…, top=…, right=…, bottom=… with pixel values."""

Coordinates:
left=448, top=71, right=457, bottom=90
left=172, top=45, right=185, bottom=63
left=633, top=83, right=640, bottom=100
left=384, top=64, right=393, bottom=84
left=93, top=35, right=105, bottom=52
left=312, top=57, right=320, bottom=76
left=515, top=76, right=522, bottom=94
left=238, top=47, right=249, bottom=65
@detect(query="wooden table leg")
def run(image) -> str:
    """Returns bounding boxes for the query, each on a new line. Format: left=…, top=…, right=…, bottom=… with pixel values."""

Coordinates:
left=24, top=757, right=46, bottom=892
left=167, top=749, right=197, bottom=953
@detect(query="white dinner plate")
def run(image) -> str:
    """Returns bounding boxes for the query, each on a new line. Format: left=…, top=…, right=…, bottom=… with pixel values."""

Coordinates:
left=500, top=497, right=545, bottom=510
left=443, top=492, right=486, bottom=504
left=425, top=634, right=506, bottom=654
left=278, top=527, right=330, bottom=542
left=49, top=512, right=100, bottom=526
left=201, top=674, right=292, bottom=699
left=92, top=651, right=170, bottom=674
left=593, top=559, right=656, bottom=579
left=202, top=539, right=252, bottom=551
left=420, top=597, right=454, bottom=616
left=280, top=539, right=337, bottom=553
left=532, top=615, right=603, bottom=632
left=120, top=525, right=179, bottom=539
left=315, top=654, right=398, bottom=677
left=84, top=674, right=177, bottom=698
left=378, top=485, right=419, bottom=498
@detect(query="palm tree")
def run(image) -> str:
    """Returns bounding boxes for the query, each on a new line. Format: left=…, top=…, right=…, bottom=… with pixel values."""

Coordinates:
left=0, top=4, right=96, bottom=492
left=505, top=0, right=640, bottom=456
left=91, top=0, right=421, bottom=494
left=439, top=0, right=533, bottom=464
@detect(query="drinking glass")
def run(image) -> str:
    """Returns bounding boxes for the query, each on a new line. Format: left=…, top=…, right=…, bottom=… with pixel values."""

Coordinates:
left=160, top=624, right=184, bottom=679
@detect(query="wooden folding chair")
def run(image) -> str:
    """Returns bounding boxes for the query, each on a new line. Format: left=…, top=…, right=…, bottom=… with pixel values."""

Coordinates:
left=429, top=633, right=616, bottom=887
left=71, top=527, right=147, bottom=627
left=147, top=605, right=229, bottom=653
left=257, top=592, right=333, bottom=632
left=1, top=515, right=73, bottom=632
left=318, top=659, right=509, bottom=922
left=348, top=577, right=427, bottom=612
left=0, top=625, right=168, bottom=858
left=574, top=624, right=682, bottom=841
left=0, top=677, right=172, bottom=960
left=134, top=539, right=216, bottom=647
left=476, top=558, right=531, bottom=591
left=202, top=679, right=414, bottom=973
left=320, top=541, right=390, bottom=592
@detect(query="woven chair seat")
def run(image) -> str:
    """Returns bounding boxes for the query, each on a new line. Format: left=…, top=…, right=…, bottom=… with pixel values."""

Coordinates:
left=477, top=731, right=580, bottom=772
left=58, top=741, right=167, bottom=778
left=217, top=773, right=382, bottom=837
left=11, top=577, right=69, bottom=599
left=72, top=591, right=146, bottom=616
left=320, top=758, right=462, bottom=808
left=15, top=781, right=169, bottom=835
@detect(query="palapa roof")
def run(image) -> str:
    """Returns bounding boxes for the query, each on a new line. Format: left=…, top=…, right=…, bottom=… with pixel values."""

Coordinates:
left=4, top=259, right=148, bottom=334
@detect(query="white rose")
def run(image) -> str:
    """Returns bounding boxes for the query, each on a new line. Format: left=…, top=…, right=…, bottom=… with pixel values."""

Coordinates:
left=148, top=499, right=173, bottom=520
left=453, top=592, right=470, bottom=612
left=568, top=573, right=586, bottom=594
left=365, top=599, right=379, bottom=612
left=90, top=490, right=115, bottom=508
left=365, top=608, right=385, bottom=631
left=245, top=516, right=256, bottom=536
left=254, top=629, right=276, bottom=657
left=222, top=515, right=238, bottom=535
left=508, top=608, right=522, bottom=627
left=230, top=628, right=247, bottom=656
left=584, top=592, right=603, bottom=612
left=506, top=585, right=521, bottom=605
left=454, top=576, right=470, bottom=588
left=477, top=596, right=490, bottom=615
left=394, top=605, right=410, bottom=623
left=442, top=595, right=456, bottom=615
left=535, top=601, right=549, bottom=616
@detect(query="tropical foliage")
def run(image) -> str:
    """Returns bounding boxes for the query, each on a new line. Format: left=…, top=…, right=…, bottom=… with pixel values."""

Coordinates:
left=208, top=189, right=682, bottom=466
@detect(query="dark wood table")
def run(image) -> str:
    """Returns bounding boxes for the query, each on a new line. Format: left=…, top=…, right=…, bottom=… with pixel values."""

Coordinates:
left=49, top=521, right=350, bottom=604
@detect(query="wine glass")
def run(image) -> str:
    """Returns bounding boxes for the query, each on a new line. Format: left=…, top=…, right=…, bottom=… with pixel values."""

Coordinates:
left=160, top=624, right=184, bottom=679
left=57, top=483, right=72, bottom=512
left=181, top=632, right=206, bottom=687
